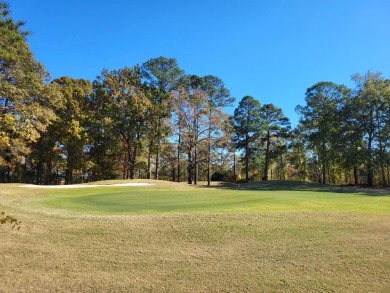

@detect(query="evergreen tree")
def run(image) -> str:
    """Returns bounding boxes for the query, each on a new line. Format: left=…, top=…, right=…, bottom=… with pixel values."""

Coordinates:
left=232, top=96, right=262, bottom=183
left=141, top=57, right=184, bottom=179
left=259, top=103, right=290, bottom=180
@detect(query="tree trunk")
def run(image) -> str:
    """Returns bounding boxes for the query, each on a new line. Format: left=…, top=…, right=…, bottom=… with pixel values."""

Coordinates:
left=45, top=158, right=52, bottom=184
left=177, top=121, right=181, bottom=183
left=321, top=142, right=326, bottom=184
left=280, top=154, right=286, bottom=180
left=367, top=132, right=373, bottom=187
left=380, top=162, right=386, bottom=186
left=367, top=162, right=373, bottom=186
left=207, top=128, right=211, bottom=186
left=245, top=136, right=249, bottom=183
left=263, top=130, right=270, bottom=180
left=36, top=162, right=42, bottom=185
left=130, top=148, right=136, bottom=180
left=194, top=115, right=198, bottom=186
left=130, top=166, right=135, bottom=179
left=154, top=100, right=164, bottom=180
left=6, top=164, right=11, bottom=183
left=194, top=145, right=198, bottom=185
left=65, top=169, right=72, bottom=185
left=233, top=152, right=236, bottom=182
left=155, top=150, right=159, bottom=180
left=353, top=166, right=358, bottom=185
left=147, top=145, right=152, bottom=179
left=187, top=149, right=192, bottom=184
left=171, top=161, right=176, bottom=182
left=379, top=141, right=386, bottom=186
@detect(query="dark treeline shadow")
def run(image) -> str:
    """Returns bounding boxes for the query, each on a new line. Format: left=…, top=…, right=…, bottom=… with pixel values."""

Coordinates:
left=202, top=180, right=390, bottom=197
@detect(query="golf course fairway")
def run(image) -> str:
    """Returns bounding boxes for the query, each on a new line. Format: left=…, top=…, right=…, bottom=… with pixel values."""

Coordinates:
left=1, top=180, right=389, bottom=292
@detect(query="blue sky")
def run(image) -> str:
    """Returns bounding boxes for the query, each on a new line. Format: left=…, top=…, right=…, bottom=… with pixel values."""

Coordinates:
left=7, top=0, right=390, bottom=126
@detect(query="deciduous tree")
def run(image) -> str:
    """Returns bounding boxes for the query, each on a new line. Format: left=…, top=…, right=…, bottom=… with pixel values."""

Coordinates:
left=172, top=75, right=209, bottom=185
left=296, top=82, right=348, bottom=184
left=52, top=77, right=92, bottom=184
left=93, top=66, right=150, bottom=179
left=0, top=2, right=61, bottom=182
left=351, top=72, right=390, bottom=186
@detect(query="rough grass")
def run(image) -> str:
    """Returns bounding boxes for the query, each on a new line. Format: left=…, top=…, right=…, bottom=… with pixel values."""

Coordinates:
left=1, top=180, right=389, bottom=292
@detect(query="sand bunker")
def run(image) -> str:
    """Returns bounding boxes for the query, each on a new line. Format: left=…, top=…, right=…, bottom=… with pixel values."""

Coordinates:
left=20, top=182, right=154, bottom=189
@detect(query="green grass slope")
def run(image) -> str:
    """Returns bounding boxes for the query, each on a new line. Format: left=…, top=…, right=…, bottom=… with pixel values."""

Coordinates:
left=0, top=180, right=389, bottom=292
left=17, top=179, right=390, bottom=215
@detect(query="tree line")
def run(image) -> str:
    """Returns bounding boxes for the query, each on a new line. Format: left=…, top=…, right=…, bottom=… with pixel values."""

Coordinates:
left=1, top=2, right=389, bottom=187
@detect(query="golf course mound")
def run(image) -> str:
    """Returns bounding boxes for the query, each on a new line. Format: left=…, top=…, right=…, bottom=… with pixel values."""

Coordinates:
left=3, top=179, right=388, bottom=216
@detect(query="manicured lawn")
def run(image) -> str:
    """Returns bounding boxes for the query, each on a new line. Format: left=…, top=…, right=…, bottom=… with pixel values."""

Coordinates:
left=1, top=180, right=389, bottom=292
left=22, top=180, right=390, bottom=215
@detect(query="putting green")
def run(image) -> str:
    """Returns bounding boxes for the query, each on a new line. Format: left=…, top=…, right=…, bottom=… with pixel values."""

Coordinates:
left=24, top=181, right=390, bottom=215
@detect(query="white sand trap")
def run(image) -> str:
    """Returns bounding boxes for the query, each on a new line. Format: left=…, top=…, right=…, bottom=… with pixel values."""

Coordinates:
left=20, top=182, right=154, bottom=189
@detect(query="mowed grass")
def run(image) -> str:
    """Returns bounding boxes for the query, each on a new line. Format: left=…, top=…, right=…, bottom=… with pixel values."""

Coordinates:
left=19, top=180, right=390, bottom=215
left=1, top=180, right=389, bottom=292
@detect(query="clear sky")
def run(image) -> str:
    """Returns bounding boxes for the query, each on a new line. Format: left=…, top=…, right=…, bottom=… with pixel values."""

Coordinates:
left=7, top=0, right=390, bottom=126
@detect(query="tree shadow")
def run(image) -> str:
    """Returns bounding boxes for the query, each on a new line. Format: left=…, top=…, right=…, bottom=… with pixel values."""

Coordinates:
left=202, top=180, right=390, bottom=197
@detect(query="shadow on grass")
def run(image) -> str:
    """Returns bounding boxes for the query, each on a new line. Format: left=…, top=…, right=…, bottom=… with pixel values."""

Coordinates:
left=202, top=180, right=390, bottom=197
